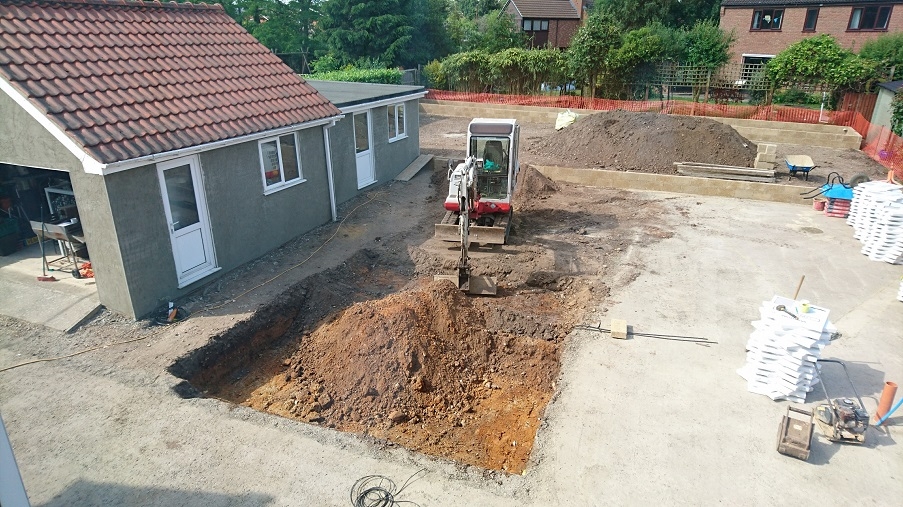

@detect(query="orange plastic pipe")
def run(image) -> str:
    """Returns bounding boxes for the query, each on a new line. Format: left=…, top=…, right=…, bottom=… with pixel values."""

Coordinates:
left=875, top=381, right=898, bottom=421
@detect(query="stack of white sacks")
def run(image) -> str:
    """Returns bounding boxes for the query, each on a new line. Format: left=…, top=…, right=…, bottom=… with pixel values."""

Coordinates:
left=738, top=296, right=834, bottom=403
left=847, top=181, right=903, bottom=264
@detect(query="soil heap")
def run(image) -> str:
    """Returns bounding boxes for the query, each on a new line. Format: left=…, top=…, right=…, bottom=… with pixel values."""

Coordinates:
left=244, top=280, right=561, bottom=473
left=528, top=110, right=758, bottom=173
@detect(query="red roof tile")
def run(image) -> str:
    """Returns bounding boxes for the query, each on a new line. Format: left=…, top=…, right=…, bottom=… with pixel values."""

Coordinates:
left=0, top=0, right=340, bottom=164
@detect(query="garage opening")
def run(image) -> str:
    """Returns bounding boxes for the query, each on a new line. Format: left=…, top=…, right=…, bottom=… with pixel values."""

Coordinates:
left=0, top=163, right=97, bottom=326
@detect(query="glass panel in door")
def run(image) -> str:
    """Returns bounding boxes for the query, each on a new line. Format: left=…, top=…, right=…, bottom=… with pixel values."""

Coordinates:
left=163, top=164, right=200, bottom=232
left=354, top=113, right=370, bottom=153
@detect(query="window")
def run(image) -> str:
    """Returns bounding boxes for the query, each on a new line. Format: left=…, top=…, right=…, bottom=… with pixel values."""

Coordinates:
left=388, top=103, right=406, bottom=141
left=848, top=5, right=892, bottom=30
left=751, top=9, right=783, bottom=30
left=258, top=132, right=303, bottom=193
left=803, top=8, right=819, bottom=32
left=522, top=19, right=548, bottom=32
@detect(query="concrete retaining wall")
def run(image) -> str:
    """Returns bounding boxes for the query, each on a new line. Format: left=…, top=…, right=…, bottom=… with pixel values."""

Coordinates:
left=421, top=99, right=862, bottom=149
left=533, top=165, right=810, bottom=205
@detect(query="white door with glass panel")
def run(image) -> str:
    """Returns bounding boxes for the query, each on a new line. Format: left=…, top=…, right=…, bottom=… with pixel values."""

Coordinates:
left=157, top=155, right=217, bottom=287
left=354, top=111, right=375, bottom=188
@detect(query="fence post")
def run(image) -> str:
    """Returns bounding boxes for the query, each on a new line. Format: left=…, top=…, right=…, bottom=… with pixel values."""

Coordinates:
left=704, top=69, right=711, bottom=104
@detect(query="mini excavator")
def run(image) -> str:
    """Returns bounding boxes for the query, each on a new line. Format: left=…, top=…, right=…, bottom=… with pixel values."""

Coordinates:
left=433, top=119, right=521, bottom=295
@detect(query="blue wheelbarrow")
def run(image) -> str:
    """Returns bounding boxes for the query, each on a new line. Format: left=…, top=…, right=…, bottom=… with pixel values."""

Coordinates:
left=785, top=155, right=816, bottom=181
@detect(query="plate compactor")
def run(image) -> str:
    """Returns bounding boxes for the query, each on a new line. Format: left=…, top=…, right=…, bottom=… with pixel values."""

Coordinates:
left=813, top=359, right=869, bottom=444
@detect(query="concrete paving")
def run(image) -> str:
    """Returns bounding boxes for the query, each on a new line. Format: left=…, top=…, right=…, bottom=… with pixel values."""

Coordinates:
left=0, top=242, right=99, bottom=332
left=1, top=189, right=901, bottom=506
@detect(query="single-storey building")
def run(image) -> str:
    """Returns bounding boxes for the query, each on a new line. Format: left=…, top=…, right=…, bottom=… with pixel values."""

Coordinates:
left=0, top=0, right=424, bottom=319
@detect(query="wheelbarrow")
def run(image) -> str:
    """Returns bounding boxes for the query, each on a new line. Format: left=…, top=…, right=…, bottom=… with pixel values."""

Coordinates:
left=785, top=155, right=816, bottom=181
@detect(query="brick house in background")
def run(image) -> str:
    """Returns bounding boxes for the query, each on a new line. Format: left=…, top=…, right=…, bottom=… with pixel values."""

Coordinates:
left=503, top=0, right=589, bottom=48
left=720, top=0, right=903, bottom=65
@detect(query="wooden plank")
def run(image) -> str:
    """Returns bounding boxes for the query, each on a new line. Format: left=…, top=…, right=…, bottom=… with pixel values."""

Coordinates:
left=395, top=154, right=434, bottom=181
left=677, top=169, right=776, bottom=183
left=675, top=162, right=775, bottom=177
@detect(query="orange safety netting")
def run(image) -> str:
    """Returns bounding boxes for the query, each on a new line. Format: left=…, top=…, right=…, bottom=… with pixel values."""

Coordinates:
left=425, top=90, right=903, bottom=181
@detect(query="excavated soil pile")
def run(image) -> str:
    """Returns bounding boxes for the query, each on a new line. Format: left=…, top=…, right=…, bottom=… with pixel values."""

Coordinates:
left=528, top=110, right=758, bottom=173
left=243, top=280, right=561, bottom=473
left=513, top=165, right=560, bottom=208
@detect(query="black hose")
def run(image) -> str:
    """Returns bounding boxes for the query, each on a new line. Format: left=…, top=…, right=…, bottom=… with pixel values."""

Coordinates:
left=350, top=469, right=426, bottom=507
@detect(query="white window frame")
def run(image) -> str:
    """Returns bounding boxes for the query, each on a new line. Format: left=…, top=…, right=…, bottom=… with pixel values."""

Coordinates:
left=258, top=132, right=305, bottom=195
left=388, top=103, right=407, bottom=142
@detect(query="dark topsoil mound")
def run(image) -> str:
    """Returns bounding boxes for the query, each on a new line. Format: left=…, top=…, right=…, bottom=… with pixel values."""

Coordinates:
left=528, top=110, right=758, bottom=174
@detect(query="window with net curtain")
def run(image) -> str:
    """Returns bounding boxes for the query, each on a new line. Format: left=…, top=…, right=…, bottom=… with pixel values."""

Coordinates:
left=258, top=133, right=302, bottom=192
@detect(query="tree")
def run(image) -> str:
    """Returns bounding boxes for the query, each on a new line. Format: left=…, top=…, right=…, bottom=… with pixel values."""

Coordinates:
left=403, top=0, right=455, bottom=67
left=317, top=0, right=413, bottom=67
left=595, top=0, right=719, bottom=29
left=606, top=23, right=680, bottom=98
left=859, top=32, right=903, bottom=81
left=683, top=20, right=733, bottom=69
left=568, top=14, right=623, bottom=98
left=768, top=35, right=878, bottom=92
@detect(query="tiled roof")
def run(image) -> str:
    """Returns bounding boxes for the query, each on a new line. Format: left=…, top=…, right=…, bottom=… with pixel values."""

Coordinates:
left=510, top=0, right=580, bottom=19
left=0, top=0, right=341, bottom=165
left=722, top=0, right=903, bottom=7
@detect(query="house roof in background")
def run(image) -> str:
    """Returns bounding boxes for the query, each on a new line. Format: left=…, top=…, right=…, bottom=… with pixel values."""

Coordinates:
left=508, top=0, right=580, bottom=19
left=722, top=0, right=903, bottom=7
left=306, top=81, right=425, bottom=110
left=878, top=80, right=903, bottom=93
left=0, top=0, right=341, bottom=165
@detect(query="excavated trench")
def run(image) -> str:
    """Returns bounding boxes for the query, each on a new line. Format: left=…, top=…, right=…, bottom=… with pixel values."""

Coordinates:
left=167, top=165, right=670, bottom=473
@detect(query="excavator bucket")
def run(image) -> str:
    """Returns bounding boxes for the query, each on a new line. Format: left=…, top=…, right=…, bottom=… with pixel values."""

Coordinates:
left=433, top=274, right=498, bottom=295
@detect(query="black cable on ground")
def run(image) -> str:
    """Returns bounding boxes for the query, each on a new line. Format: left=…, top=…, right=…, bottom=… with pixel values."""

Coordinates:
left=350, top=468, right=426, bottom=507
left=574, top=324, right=717, bottom=344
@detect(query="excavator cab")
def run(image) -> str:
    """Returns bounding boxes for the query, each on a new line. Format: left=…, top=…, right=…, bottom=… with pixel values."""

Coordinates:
left=435, top=118, right=520, bottom=246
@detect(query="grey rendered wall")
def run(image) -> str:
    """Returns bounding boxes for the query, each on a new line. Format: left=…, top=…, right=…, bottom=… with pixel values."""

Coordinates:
left=329, top=98, right=421, bottom=206
left=201, top=127, right=331, bottom=272
left=102, top=163, right=176, bottom=318
left=99, top=126, right=333, bottom=318
left=374, top=98, right=420, bottom=183
left=0, top=90, right=81, bottom=172
left=68, top=169, right=135, bottom=318
left=871, top=88, right=895, bottom=130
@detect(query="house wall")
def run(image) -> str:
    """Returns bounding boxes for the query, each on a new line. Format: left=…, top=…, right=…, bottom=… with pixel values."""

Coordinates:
left=871, top=87, right=897, bottom=129
left=721, top=5, right=903, bottom=63
left=0, top=88, right=136, bottom=317
left=98, top=125, right=332, bottom=318
left=503, top=4, right=580, bottom=48
left=330, top=99, right=420, bottom=206
left=0, top=90, right=81, bottom=172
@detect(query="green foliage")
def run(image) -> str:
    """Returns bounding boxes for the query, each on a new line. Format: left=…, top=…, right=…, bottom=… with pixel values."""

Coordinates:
left=479, top=10, right=529, bottom=53
left=440, top=51, right=492, bottom=91
left=683, top=20, right=734, bottom=70
left=423, top=59, right=447, bottom=89
left=317, top=0, right=412, bottom=67
left=891, top=93, right=903, bottom=137
left=773, top=88, right=820, bottom=106
left=310, top=54, right=341, bottom=74
left=595, top=0, right=720, bottom=29
left=568, top=14, right=623, bottom=97
left=404, top=0, right=455, bottom=67
left=306, top=67, right=403, bottom=84
left=487, top=48, right=567, bottom=94
left=215, top=0, right=321, bottom=56
left=767, top=34, right=878, bottom=92
left=859, top=32, right=903, bottom=80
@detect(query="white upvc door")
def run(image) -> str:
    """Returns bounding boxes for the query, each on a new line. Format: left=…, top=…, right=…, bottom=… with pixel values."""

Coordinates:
left=354, top=111, right=375, bottom=188
left=157, top=155, right=217, bottom=287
